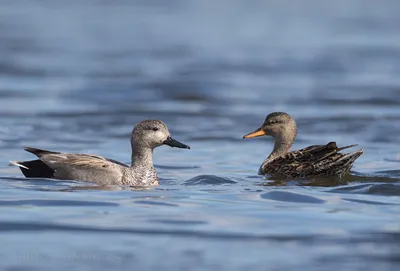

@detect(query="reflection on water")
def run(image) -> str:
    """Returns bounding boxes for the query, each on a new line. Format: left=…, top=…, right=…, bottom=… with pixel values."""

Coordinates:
left=0, top=0, right=400, bottom=270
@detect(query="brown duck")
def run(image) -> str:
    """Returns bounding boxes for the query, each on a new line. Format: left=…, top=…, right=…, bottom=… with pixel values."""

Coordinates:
left=243, top=112, right=363, bottom=179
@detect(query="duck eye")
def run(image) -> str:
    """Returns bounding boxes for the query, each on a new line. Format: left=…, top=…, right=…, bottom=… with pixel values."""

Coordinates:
left=152, top=127, right=159, bottom=132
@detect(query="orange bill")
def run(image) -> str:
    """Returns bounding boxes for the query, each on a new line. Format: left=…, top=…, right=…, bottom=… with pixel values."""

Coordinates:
left=243, top=128, right=266, bottom=139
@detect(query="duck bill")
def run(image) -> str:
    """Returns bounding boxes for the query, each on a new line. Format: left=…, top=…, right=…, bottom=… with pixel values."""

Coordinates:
left=163, top=136, right=190, bottom=149
left=243, top=128, right=267, bottom=139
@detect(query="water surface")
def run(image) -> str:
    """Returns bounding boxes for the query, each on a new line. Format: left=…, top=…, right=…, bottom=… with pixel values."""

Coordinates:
left=0, top=0, right=399, bottom=270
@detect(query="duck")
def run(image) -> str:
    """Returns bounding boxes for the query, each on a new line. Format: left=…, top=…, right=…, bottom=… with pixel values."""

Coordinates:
left=10, top=120, right=190, bottom=186
left=243, top=112, right=363, bottom=179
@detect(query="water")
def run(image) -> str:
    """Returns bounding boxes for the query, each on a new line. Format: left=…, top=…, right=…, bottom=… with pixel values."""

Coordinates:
left=0, top=0, right=400, bottom=270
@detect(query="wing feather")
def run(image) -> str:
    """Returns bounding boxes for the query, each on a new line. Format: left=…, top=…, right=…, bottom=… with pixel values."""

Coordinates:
left=260, top=142, right=362, bottom=178
left=23, top=147, right=128, bottom=183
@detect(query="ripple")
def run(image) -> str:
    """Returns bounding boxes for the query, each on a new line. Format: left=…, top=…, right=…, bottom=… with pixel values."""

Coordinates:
left=374, top=170, right=400, bottom=178
left=342, top=198, right=398, bottom=206
left=183, top=175, right=237, bottom=185
left=0, top=221, right=324, bottom=242
left=0, top=199, right=118, bottom=207
left=134, top=200, right=179, bottom=207
left=261, top=191, right=326, bottom=204
left=0, top=177, right=80, bottom=189
left=329, top=183, right=400, bottom=196
left=155, top=164, right=200, bottom=170
left=367, top=184, right=400, bottom=196
left=148, top=219, right=207, bottom=225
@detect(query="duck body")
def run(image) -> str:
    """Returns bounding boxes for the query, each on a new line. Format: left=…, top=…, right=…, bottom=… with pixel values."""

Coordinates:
left=10, top=120, right=190, bottom=186
left=14, top=147, right=159, bottom=186
left=258, top=142, right=363, bottom=179
left=244, top=112, right=363, bottom=180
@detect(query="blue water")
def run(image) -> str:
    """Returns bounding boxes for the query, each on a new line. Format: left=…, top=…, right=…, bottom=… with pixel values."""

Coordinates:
left=0, top=0, right=400, bottom=270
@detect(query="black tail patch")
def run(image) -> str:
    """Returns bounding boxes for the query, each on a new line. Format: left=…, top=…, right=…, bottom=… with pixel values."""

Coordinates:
left=17, top=160, right=54, bottom=178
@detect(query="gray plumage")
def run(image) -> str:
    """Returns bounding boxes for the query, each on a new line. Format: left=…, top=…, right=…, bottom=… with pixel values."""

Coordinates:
left=10, top=120, right=190, bottom=186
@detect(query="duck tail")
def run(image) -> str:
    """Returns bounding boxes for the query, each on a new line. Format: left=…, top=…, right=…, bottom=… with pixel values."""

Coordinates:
left=336, top=144, right=358, bottom=152
left=336, top=149, right=364, bottom=167
left=9, top=160, right=29, bottom=169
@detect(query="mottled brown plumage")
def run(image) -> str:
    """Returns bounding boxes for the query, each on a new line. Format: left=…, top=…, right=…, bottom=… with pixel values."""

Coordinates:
left=243, top=112, right=363, bottom=180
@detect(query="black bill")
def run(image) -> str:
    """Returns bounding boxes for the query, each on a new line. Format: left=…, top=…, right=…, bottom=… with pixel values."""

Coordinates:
left=163, top=136, right=190, bottom=149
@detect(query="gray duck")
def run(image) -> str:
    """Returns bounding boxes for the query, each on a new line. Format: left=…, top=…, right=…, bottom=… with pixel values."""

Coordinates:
left=10, top=120, right=190, bottom=186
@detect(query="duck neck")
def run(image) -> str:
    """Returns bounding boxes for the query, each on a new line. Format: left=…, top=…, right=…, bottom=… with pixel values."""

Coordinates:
left=130, top=144, right=154, bottom=170
left=268, top=139, right=292, bottom=160
left=266, top=129, right=296, bottom=162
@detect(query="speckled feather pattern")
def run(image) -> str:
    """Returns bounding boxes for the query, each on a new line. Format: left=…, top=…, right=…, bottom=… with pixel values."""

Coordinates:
left=259, top=142, right=364, bottom=179
left=245, top=112, right=364, bottom=180
left=11, top=120, right=189, bottom=186
left=19, top=144, right=160, bottom=186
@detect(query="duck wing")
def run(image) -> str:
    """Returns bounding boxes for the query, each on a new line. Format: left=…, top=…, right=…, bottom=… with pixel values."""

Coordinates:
left=260, top=142, right=363, bottom=178
left=22, top=147, right=128, bottom=184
